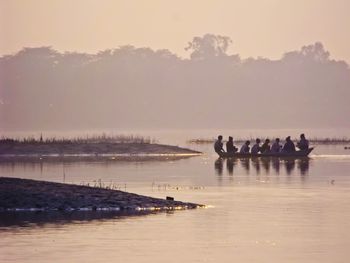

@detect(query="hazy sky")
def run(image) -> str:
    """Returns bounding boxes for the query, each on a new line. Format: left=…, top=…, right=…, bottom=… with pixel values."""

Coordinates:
left=1, top=0, right=350, bottom=62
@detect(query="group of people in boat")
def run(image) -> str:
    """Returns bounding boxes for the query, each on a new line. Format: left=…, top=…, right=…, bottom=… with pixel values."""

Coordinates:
left=214, top=134, right=309, bottom=155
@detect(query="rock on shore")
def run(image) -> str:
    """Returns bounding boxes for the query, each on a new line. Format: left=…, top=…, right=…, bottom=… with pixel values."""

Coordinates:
left=0, top=177, right=203, bottom=212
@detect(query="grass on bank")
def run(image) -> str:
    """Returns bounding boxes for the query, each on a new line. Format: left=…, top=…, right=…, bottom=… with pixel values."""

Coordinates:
left=0, top=134, right=156, bottom=145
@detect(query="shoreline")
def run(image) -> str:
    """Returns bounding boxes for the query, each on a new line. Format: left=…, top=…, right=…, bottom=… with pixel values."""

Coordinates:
left=0, top=141, right=202, bottom=158
left=0, top=177, right=204, bottom=212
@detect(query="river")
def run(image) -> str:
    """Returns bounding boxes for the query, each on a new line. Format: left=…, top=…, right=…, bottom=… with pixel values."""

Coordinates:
left=0, top=129, right=350, bottom=263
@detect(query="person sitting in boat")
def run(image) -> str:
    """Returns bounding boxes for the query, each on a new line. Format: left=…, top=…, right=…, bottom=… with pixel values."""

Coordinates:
left=251, top=138, right=261, bottom=154
left=240, top=140, right=250, bottom=153
left=260, top=139, right=271, bottom=153
left=226, top=136, right=238, bottom=153
left=282, top=136, right=296, bottom=152
left=271, top=138, right=281, bottom=153
left=297, top=133, right=309, bottom=151
left=214, top=135, right=225, bottom=154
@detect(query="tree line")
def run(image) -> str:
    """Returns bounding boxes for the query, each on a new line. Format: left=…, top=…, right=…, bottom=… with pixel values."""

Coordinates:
left=1, top=34, right=349, bottom=131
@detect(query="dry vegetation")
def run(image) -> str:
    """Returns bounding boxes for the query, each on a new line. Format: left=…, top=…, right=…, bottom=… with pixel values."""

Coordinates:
left=0, top=134, right=155, bottom=145
left=0, top=134, right=200, bottom=156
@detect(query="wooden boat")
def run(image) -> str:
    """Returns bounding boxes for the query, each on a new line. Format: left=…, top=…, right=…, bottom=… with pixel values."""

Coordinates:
left=217, top=147, right=314, bottom=158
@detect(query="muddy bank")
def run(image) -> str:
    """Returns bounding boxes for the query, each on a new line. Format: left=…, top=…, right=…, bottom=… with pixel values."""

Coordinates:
left=0, top=177, right=203, bottom=212
left=0, top=142, right=201, bottom=157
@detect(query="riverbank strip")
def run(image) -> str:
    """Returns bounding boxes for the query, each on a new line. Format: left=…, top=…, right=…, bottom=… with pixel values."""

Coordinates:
left=0, top=141, right=201, bottom=156
left=0, top=177, right=204, bottom=212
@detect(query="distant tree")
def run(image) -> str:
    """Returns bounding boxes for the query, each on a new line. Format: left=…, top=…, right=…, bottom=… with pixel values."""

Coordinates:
left=185, top=34, right=233, bottom=60
left=301, top=42, right=330, bottom=62
left=283, top=42, right=330, bottom=63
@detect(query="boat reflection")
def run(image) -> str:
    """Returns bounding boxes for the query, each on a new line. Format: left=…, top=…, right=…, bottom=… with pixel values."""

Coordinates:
left=215, top=157, right=310, bottom=176
left=226, top=158, right=238, bottom=175
left=214, top=158, right=224, bottom=175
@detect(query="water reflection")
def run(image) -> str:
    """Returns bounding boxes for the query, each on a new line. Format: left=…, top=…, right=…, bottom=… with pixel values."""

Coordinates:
left=0, top=155, right=196, bottom=181
left=0, top=155, right=195, bottom=166
left=226, top=158, right=237, bottom=175
left=285, top=159, right=296, bottom=175
left=0, top=210, right=168, bottom=228
left=214, top=158, right=224, bottom=175
left=215, top=157, right=310, bottom=176
left=298, top=158, right=310, bottom=175
left=240, top=158, right=250, bottom=174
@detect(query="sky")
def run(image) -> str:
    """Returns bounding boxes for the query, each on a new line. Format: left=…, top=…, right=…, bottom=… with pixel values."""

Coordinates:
left=1, top=0, right=350, bottom=62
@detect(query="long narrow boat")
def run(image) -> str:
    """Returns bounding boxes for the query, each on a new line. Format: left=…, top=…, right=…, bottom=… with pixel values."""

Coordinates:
left=218, top=147, right=314, bottom=158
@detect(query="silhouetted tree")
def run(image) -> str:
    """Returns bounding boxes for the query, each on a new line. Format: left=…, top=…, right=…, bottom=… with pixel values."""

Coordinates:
left=185, top=34, right=233, bottom=60
left=283, top=42, right=330, bottom=63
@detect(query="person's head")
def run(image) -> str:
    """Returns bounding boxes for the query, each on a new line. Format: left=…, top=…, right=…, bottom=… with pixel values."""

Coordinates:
left=265, top=139, right=270, bottom=143
left=300, top=133, right=305, bottom=139
left=256, top=138, right=261, bottom=143
left=218, top=135, right=223, bottom=141
left=286, top=136, right=291, bottom=142
left=245, top=140, right=250, bottom=145
left=275, top=138, right=280, bottom=143
left=228, top=136, right=233, bottom=142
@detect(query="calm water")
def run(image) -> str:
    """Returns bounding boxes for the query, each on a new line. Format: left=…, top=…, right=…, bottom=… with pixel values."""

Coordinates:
left=1, top=131, right=350, bottom=263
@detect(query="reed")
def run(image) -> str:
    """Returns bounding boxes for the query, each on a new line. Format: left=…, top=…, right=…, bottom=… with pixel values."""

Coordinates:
left=0, top=134, right=156, bottom=145
left=79, top=179, right=127, bottom=191
left=307, top=137, right=350, bottom=144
